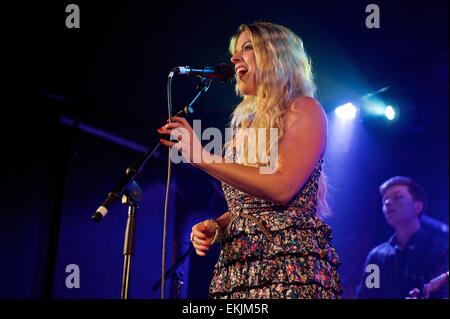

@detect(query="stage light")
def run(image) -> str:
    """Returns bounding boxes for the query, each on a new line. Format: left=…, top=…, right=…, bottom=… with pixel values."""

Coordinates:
left=334, top=103, right=357, bottom=120
left=384, top=105, right=396, bottom=120
left=360, top=97, right=399, bottom=122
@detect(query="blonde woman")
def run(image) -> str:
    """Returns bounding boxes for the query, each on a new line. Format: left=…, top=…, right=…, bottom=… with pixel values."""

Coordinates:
left=158, top=21, right=342, bottom=298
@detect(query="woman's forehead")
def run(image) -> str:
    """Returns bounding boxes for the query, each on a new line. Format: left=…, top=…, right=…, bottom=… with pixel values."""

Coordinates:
left=236, top=31, right=251, bottom=45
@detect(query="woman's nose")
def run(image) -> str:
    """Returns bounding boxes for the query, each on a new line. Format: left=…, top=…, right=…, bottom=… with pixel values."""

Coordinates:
left=230, top=52, right=240, bottom=64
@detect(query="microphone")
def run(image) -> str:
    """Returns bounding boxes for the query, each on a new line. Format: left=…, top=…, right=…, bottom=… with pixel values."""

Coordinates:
left=172, top=63, right=233, bottom=81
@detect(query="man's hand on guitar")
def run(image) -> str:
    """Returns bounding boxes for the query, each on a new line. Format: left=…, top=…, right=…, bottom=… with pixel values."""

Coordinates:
left=406, top=287, right=429, bottom=299
left=406, top=271, right=449, bottom=299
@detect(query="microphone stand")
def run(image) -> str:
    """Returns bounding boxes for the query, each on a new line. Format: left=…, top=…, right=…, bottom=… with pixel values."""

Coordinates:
left=120, top=180, right=142, bottom=299
left=151, top=246, right=195, bottom=298
left=91, top=76, right=212, bottom=299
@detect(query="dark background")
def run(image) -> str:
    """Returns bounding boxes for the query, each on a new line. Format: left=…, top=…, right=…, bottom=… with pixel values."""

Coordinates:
left=1, top=0, right=448, bottom=299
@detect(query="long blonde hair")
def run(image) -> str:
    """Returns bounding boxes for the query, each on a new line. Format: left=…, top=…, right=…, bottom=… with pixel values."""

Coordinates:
left=226, top=21, right=331, bottom=217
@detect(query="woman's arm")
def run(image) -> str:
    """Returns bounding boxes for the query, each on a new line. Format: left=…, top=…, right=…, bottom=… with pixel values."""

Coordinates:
left=159, top=96, right=327, bottom=205
left=197, top=97, right=327, bottom=204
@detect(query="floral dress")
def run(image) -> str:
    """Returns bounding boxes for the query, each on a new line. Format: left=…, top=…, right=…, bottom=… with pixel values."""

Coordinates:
left=209, top=159, right=343, bottom=298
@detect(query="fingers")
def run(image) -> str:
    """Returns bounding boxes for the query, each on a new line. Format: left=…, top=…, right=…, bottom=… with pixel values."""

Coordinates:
left=409, top=288, right=420, bottom=294
left=190, top=223, right=212, bottom=256
left=157, top=122, right=183, bottom=136
left=158, top=127, right=189, bottom=141
left=194, top=241, right=210, bottom=252
left=191, top=236, right=210, bottom=256
left=159, top=117, right=190, bottom=131
left=159, top=138, right=177, bottom=148
left=158, top=118, right=202, bottom=165
left=192, top=226, right=207, bottom=239
left=158, top=124, right=191, bottom=148
left=203, top=221, right=213, bottom=232
left=194, top=236, right=210, bottom=246
left=171, top=116, right=189, bottom=127
left=195, top=249, right=206, bottom=257
left=408, top=288, right=421, bottom=299
left=161, top=122, right=183, bottom=130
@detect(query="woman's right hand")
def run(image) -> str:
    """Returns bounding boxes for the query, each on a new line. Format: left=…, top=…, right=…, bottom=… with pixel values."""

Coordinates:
left=190, top=219, right=218, bottom=256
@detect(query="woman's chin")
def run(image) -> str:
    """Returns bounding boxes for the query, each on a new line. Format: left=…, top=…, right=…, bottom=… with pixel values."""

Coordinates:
left=238, top=86, right=256, bottom=96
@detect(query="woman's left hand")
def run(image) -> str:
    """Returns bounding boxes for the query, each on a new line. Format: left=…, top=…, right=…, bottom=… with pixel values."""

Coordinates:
left=157, top=116, right=205, bottom=165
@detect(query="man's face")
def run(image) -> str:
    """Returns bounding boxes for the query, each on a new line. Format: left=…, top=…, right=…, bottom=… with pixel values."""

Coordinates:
left=381, top=184, right=423, bottom=227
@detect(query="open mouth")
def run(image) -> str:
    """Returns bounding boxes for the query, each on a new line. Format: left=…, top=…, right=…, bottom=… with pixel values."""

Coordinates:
left=238, top=70, right=248, bottom=77
left=236, top=67, right=248, bottom=78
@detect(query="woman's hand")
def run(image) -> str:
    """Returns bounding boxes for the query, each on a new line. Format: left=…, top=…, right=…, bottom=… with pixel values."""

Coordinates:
left=157, top=116, right=205, bottom=166
left=190, top=219, right=218, bottom=256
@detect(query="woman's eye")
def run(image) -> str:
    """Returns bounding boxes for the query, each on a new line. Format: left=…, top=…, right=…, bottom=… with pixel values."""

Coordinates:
left=243, top=44, right=253, bottom=51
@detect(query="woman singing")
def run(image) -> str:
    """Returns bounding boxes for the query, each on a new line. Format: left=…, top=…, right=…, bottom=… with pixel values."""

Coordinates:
left=158, top=21, right=342, bottom=299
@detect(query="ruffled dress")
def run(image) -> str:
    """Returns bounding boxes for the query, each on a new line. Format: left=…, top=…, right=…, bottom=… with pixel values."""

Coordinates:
left=209, top=159, right=343, bottom=298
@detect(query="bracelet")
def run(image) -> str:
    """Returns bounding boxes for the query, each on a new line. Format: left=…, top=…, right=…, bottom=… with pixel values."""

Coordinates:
left=207, top=219, right=220, bottom=245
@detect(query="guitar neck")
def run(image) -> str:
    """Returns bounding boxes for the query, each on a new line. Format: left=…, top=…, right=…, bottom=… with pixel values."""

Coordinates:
left=426, top=271, right=449, bottom=295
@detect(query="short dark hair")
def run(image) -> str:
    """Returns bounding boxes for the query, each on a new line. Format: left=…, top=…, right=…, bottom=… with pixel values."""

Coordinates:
left=379, top=176, right=428, bottom=216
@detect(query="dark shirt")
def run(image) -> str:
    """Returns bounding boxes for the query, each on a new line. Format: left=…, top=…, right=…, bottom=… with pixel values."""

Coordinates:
left=355, top=228, right=448, bottom=299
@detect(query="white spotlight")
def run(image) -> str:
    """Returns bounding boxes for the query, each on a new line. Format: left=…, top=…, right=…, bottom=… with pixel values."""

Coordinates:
left=385, top=105, right=396, bottom=120
left=335, top=103, right=357, bottom=120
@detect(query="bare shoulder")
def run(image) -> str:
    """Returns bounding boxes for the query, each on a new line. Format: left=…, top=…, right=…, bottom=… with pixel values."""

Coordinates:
left=286, top=96, right=327, bottom=127
left=280, top=96, right=328, bottom=175
left=291, top=96, right=326, bottom=116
